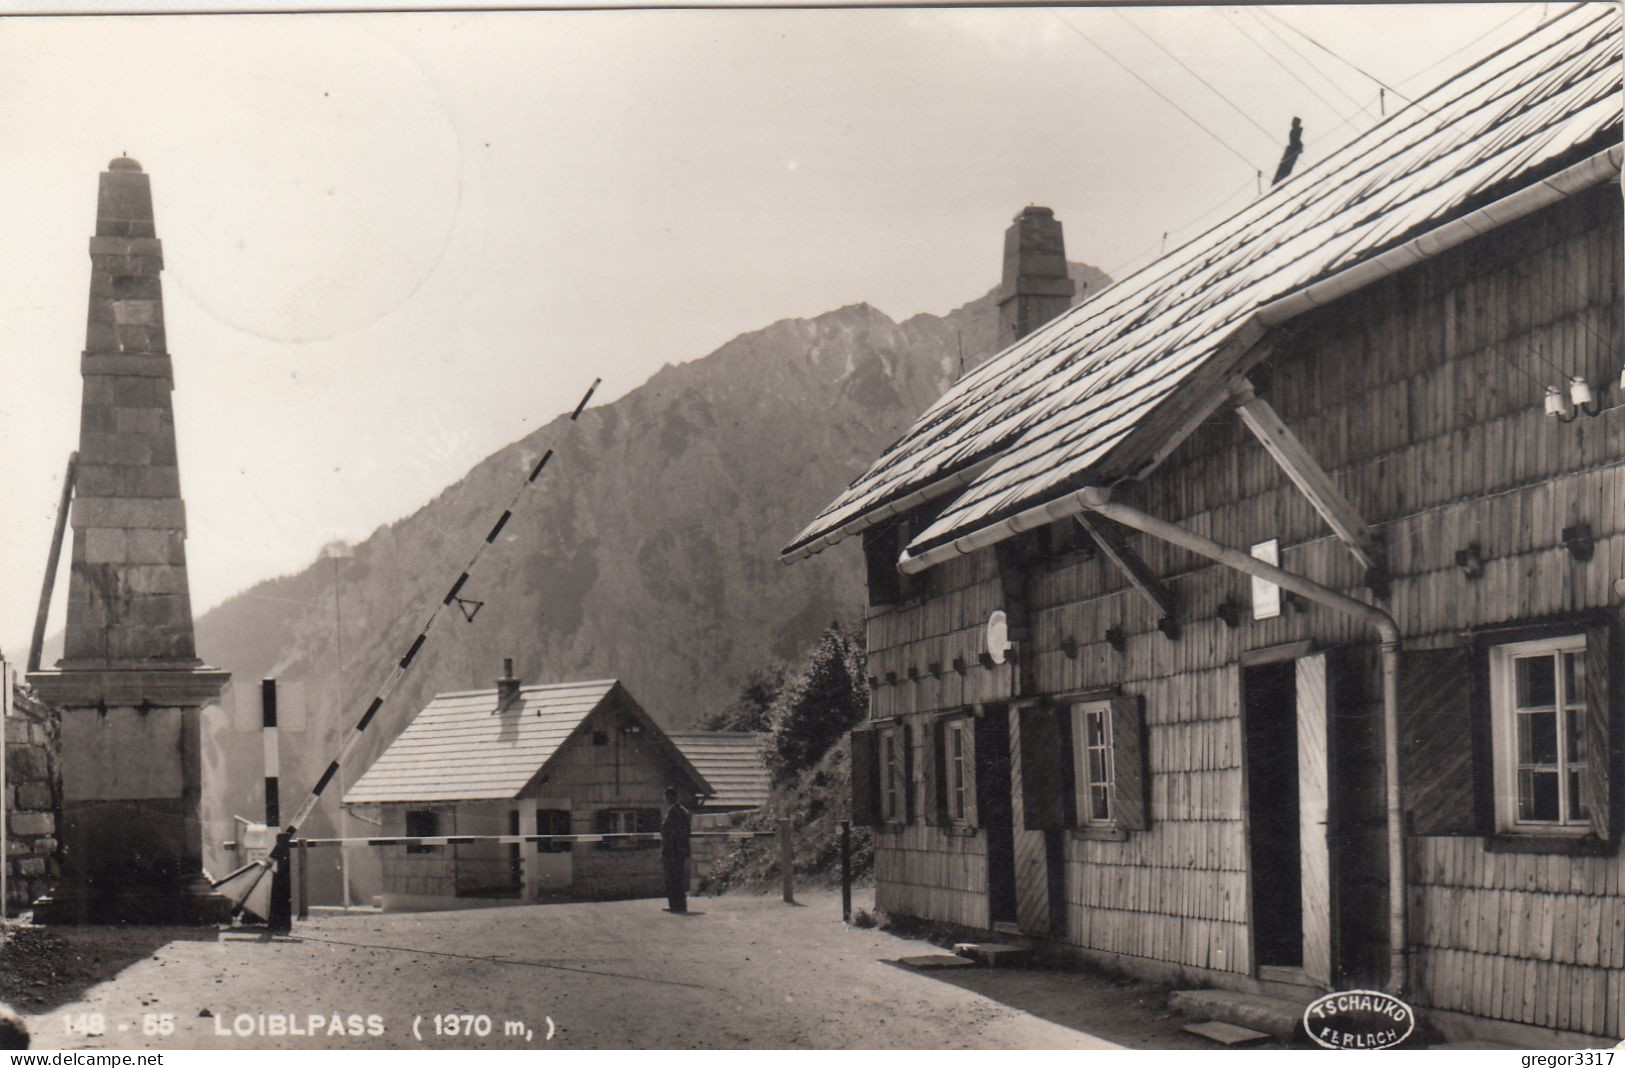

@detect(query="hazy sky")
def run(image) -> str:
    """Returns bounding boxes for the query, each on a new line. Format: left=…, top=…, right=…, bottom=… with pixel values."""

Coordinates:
left=0, top=3, right=1584, bottom=655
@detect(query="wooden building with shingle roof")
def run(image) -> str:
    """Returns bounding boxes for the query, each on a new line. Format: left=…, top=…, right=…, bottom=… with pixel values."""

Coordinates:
left=786, top=6, right=1625, bottom=1046
left=345, top=667, right=710, bottom=910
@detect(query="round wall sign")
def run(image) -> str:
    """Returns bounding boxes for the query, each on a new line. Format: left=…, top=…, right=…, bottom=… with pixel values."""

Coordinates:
left=985, top=610, right=1011, bottom=665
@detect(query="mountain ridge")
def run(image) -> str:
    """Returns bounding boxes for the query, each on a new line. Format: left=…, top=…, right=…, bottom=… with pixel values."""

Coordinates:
left=193, top=260, right=1108, bottom=900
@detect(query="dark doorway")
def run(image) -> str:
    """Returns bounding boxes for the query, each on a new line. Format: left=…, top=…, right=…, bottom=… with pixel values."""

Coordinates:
left=1244, top=661, right=1301, bottom=968
left=976, top=706, right=1018, bottom=928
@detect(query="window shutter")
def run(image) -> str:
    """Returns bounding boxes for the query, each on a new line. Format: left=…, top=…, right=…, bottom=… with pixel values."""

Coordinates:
left=593, top=808, right=614, bottom=850
left=903, top=722, right=917, bottom=822
left=960, top=721, right=980, bottom=827
left=1399, top=647, right=1484, bottom=836
left=1110, top=696, right=1148, bottom=831
left=924, top=719, right=946, bottom=825
left=1019, top=705, right=1067, bottom=830
left=537, top=810, right=570, bottom=854
left=1584, top=624, right=1614, bottom=841
left=850, top=727, right=880, bottom=826
left=637, top=807, right=661, bottom=849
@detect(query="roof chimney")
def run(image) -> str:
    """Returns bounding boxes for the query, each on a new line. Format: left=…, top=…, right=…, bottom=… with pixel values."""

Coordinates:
left=496, top=657, right=520, bottom=711
left=997, top=205, right=1075, bottom=346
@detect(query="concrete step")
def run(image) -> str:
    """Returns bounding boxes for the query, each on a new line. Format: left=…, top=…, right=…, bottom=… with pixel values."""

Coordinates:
left=952, top=941, right=1034, bottom=967
left=1170, top=989, right=1306, bottom=1043
left=1182, top=1020, right=1273, bottom=1046
left=898, top=953, right=977, bottom=970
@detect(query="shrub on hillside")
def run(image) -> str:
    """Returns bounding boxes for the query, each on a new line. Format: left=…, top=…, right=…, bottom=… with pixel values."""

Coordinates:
left=697, top=664, right=787, bottom=733
left=766, top=621, right=868, bottom=782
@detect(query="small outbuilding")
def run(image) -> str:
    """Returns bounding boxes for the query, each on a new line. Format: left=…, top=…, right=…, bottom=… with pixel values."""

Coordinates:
left=667, top=732, right=771, bottom=815
left=343, top=664, right=711, bottom=911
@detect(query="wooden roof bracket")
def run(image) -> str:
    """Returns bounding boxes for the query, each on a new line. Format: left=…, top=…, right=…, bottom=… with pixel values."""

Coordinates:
left=1072, top=510, right=1181, bottom=639
left=1230, top=378, right=1389, bottom=597
left=1075, top=485, right=1406, bottom=996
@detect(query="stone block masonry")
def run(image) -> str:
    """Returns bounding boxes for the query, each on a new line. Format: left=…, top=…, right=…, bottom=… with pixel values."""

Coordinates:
left=60, top=157, right=197, bottom=673
left=5, top=689, right=61, bottom=915
left=26, top=157, right=230, bottom=925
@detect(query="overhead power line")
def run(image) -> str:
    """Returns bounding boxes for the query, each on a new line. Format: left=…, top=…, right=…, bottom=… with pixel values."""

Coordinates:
left=1244, top=8, right=1376, bottom=121
left=1108, top=8, right=1279, bottom=149
left=1048, top=10, right=1261, bottom=175
left=1396, top=4, right=1541, bottom=89
left=1258, top=7, right=1425, bottom=113
left=1219, top=8, right=1359, bottom=127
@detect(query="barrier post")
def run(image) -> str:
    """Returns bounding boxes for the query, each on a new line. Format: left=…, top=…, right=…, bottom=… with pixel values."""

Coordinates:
left=840, top=820, right=852, bottom=923
left=297, top=837, right=310, bottom=920
left=268, top=832, right=292, bottom=933
left=778, top=819, right=794, bottom=904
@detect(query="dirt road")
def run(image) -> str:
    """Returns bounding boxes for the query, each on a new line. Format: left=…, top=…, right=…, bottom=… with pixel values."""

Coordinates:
left=13, top=890, right=1211, bottom=1050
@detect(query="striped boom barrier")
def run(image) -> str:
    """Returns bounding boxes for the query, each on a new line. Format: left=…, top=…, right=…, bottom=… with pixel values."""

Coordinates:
left=285, top=377, right=599, bottom=835
left=217, top=378, right=602, bottom=923
left=292, top=831, right=779, bottom=848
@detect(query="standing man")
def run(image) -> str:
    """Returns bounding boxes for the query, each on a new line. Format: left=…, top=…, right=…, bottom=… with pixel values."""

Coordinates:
left=660, top=786, right=691, bottom=914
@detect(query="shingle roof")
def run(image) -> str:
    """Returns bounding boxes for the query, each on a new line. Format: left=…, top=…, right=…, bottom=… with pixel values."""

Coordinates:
left=668, top=732, right=771, bottom=810
left=784, top=5, right=1622, bottom=562
left=345, top=679, right=627, bottom=804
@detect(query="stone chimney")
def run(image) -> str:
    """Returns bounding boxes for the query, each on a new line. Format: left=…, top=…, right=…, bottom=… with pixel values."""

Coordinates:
left=496, top=657, right=521, bottom=710
left=27, top=157, right=230, bottom=925
left=997, top=206, right=1075, bottom=346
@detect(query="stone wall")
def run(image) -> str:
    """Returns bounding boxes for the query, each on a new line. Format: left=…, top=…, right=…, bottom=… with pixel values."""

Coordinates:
left=5, top=688, right=60, bottom=914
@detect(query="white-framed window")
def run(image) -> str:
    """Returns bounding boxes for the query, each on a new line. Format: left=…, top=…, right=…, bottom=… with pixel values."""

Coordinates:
left=947, top=720, right=970, bottom=823
left=1490, top=634, right=1590, bottom=833
left=1071, top=701, right=1115, bottom=826
left=882, top=728, right=906, bottom=823
left=596, top=807, right=659, bottom=850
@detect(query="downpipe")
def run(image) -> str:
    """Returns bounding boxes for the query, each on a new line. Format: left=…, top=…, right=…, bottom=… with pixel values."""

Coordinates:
left=1075, top=488, right=1409, bottom=994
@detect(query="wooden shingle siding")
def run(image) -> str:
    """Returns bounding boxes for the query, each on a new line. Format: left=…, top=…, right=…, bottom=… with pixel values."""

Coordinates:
left=1045, top=192, right=1623, bottom=1025
left=1410, top=834, right=1625, bottom=1036
left=873, top=709, right=991, bottom=928
left=874, top=823, right=990, bottom=930
left=540, top=721, right=673, bottom=899
left=867, top=186, right=1625, bottom=1035
left=867, top=552, right=1013, bottom=719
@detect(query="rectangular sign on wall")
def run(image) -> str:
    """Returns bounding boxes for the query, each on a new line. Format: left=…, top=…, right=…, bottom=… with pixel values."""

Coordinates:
left=1251, top=539, right=1281, bottom=620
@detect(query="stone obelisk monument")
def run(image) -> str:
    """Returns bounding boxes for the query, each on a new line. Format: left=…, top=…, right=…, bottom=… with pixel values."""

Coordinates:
left=28, top=157, right=231, bottom=925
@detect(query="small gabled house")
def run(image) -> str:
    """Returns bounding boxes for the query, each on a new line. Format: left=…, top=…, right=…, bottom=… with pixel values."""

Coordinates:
left=785, top=8, right=1624, bottom=1047
left=343, top=664, right=711, bottom=910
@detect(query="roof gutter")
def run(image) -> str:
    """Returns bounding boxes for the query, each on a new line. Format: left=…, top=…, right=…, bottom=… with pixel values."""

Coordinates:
left=1254, top=142, right=1623, bottom=329
left=892, top=142, right=1623, bottom=578
left=779, top=455, right=999, bottom=563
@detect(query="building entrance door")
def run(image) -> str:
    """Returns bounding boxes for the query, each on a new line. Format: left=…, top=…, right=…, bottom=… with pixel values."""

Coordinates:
left=975, top=707, right=1018, bottom=928
left=1243, top=654, right=1333, bottom=986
